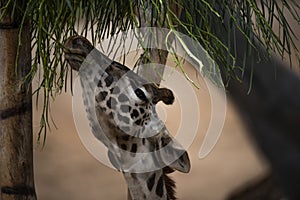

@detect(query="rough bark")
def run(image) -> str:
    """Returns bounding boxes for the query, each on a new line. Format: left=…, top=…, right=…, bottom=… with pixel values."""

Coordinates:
left=0, top=15, right=36, bottom=200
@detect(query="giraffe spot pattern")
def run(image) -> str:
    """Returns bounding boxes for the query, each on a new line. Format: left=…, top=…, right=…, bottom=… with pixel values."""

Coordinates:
left=106, top=97, right=117, bottom=109
left=108, top=112, right=114, bottom=119
left=95, top=91, right=108, bottom=102
left=161, top=137, right=170, bottom=147
left=111, top=86, right=120, bottom=94
left=147, top=173, right=156, bottom=191
left=131, top=109, right=139, bottom=119
left=134, top=119, right=142, bottom=126
left=97, top=80, right=102, bottom=87
left=120, top=144, right=127, bottom=150
left=156, top=175, right=164, bottom=197
left=105, top=75, right=115, bottom=87
left=118, top=94, right=129, bottom=102
left=130, top=143, right=137, bottom=153
left=139, top=108, right=145, bottom=114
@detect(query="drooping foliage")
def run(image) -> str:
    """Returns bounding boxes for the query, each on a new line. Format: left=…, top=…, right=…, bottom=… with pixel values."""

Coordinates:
left=0, top=0, right=299, bottom=141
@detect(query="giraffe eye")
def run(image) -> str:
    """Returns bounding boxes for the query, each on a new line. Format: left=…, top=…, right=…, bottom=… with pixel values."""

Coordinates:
left=134, top=88, right=147, bottom=101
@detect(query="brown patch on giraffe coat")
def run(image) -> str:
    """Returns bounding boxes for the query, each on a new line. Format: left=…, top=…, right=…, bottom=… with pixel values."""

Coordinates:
left=130, top=109, right=139, bottom=119
left=130, top=143, right=137, bottom=153
left=106, top=97, right=117, bottom=109
left=95, top=91, right=108, bottom=102
left=147, top=173, right=156, bottom=191
left=156, top=175, right=164, bottom=197
left=104, top=76, right=114, bottom=87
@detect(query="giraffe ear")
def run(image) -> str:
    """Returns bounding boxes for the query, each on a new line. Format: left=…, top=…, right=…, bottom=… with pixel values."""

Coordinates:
left=159, top=136, right=191, bottom=173
left=153, top=88, right=175, bottom=105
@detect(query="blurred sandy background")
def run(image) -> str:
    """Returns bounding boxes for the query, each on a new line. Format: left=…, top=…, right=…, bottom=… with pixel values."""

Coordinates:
left=33, top=60, right=268, bottom=200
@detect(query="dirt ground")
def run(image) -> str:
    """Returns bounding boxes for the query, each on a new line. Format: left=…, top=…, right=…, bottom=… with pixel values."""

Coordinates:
left=33, top=63, right=268, bottom=200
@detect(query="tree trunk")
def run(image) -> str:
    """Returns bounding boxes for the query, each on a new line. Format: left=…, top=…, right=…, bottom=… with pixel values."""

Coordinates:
left=0, top=14, right=36, bottom=200
left=135, top=0, right=182, bottom=86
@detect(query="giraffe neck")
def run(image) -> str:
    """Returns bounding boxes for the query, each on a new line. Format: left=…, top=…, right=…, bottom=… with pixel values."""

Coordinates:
left=124, top=169, right=175, bottom=200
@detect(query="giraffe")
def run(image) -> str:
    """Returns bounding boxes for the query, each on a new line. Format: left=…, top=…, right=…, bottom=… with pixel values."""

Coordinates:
left=64, top=35, right=190, bottom=199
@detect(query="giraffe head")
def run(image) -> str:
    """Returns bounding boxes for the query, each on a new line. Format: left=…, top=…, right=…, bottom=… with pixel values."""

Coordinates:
left=95, top=70, right=176, bottom=138
left=64, top=35, right=175, bottom=138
